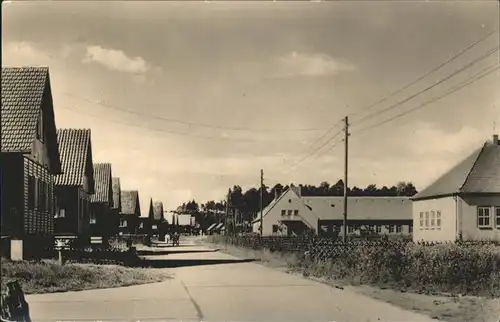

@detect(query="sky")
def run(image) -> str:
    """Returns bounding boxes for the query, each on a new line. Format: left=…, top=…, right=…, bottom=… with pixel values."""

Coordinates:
left=2, top=0, right=499, bottom=216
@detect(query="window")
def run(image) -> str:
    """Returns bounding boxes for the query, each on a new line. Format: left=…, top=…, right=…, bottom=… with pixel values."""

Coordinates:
left=281, top=210, right=286, bottom=216
left=419, top=212, right=424, bottom=230
left=409, top=224, right=413, bottom=233
left=36, top=112, right=44, bottom=141
left=139, top=223, right=144, bottom=229
left=430, top=211, right=436, bottom=229
left=496, top=207, right=500, bottom=229
left=152, top=225, right=157, bottom=229
left=436, top=211, right=442, bottom=230
left=388, top=225, right=394, bottom=233
left=376, top=225, right=382, bottom=233
left=28, top=176, right=36, bottom=210
left=396, top=225, right=402, bottom=233
left=293, top=210, right=299, bottom=216
left=272, top=225, right=279, bottom=233
left=90, top=211, right=96, bottom=224
left=287, top=210, right=292, bottom=216
left=348, top=225, right=354, bottom=233
left=55, top=208, right=66, bottom=218
left=477, top=207, right=491, bottom=228
left=119, top=219, right=127, bottom=227
left=425, top=212, right=430, bottom=229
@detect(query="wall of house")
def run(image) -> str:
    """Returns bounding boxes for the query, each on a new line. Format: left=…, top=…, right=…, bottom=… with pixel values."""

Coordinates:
left=317, top=219, right=413, bottom=237
left=0, top=154, right=24, bottom=238
left=24, top=156, right=55, bottom=236
left=55, top=187, right=79, bottom=235
left=118, top=215, right=139, bottom=235
left=89, top=202, right=112, bottom=237
left=460, top=195, right=500, bottom=241
left=254, top=189, right=316, bottom=236
left=29, top=110, right=51, bottom=171
left=412, top=197, right=457, bottom=242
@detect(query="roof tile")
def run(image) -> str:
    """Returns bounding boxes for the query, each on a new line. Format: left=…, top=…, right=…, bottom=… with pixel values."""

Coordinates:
left=153, top=201, right=164, bottom=221
left=112, top=177, right=121, bottom=211
left=1, top=67, right=48, bottom=152
left=56, top=129, right=93, bottom=187
left=414, top=139, right=500, bottom=200
left=121, top=190, right=139, bottom=215
left=91, top=163, right=112, bottom=204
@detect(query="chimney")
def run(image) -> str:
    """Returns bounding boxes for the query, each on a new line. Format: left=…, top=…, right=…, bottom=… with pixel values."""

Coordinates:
left=494, top=134, right=499, bottom=145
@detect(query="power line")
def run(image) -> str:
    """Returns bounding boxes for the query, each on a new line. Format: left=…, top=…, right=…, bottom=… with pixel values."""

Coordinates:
left=352, top=64, right=500, bottom=136
left=57, top=105, right=316, bottom=143
left=282, top=127, right=344, bottom=175
left=351, top=45, right=499, bottom=127
left=62, top=92, right=331, bottom=133
left=348, top=29, right=498, bottom=119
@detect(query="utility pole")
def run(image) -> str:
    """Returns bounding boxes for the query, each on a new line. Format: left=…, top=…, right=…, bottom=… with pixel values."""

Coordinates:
left=225, top=189, right=230, bottom=236
left=260, top=169, right=264, bottom=237
left=343, top=116, right=349, bottom=242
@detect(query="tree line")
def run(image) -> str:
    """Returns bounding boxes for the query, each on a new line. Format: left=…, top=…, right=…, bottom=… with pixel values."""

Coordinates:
left=176, top=180, right=418, bottom=229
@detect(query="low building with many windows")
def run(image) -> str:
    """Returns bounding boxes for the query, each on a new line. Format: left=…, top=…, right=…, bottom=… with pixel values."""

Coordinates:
left=252, top=185, right=413, bottom=237
left=412, top=134, right=500, bottom=242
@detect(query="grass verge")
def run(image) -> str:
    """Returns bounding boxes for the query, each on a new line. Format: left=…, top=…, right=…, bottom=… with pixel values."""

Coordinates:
left=205, top=239, right=500, bottom=322
left=1, top=258, right=171, bottom=295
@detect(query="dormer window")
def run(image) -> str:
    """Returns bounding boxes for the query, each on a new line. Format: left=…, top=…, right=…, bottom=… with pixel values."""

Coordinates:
left=36, top=111, right=44, bottom=142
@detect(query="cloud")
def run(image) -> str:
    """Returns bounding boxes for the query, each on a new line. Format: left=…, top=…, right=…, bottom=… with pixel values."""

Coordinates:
left=2, top=42, right=55, bottom=65
left=83, top=45, right=151, bottom=74
left=411, top=123, right=485, bottom=157
left=273, top=51, right=354, bottom=78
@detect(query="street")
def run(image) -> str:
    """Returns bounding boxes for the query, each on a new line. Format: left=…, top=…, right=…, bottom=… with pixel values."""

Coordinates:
left=27, top=240, right=437, bottom=322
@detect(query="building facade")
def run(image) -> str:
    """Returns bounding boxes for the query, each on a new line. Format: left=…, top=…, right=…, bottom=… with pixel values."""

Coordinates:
left=1, top=67, right=63, bottom=259
left=412, top=135, right=500, bottom=242
left=253, top=185, right=413, bottom=237
left=54, top=129, right=95, bottom=247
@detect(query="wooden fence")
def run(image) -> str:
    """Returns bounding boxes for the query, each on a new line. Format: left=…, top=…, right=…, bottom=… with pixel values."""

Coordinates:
left=222, top=235, right=500, bottom=261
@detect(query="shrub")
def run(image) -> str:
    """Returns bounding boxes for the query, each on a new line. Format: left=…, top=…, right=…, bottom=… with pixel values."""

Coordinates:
left=213, top=236, right=500, bottom=297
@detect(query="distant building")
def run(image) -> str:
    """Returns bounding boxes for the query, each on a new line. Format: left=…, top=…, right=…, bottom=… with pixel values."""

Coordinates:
left=252, top=185, right=412, bottom=237
left=412, top=135, right=500, bottom=242
left=90, top=163, right=114, bottom=245
left=119, top=190, right=141, bottom=235
left=1, top=67, right=63, bottom=260
left=54, top=128, right=95, bottom=247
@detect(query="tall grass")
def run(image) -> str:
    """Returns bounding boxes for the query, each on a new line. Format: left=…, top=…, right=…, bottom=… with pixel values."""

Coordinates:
left=0, top=257, right=170, bottom=295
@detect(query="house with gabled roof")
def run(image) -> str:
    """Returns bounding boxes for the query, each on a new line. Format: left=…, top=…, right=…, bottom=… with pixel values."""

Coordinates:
left=1, top=67, right=63, bottom=260
left=54, top=128, right=95, bottom=246
left=119, top=190, right=141, bottom=235
left=252, top=184, right=412, bottom=237
left=89, top=163, right=114, bottom=244
left=412, top=135, right=500, bottom=242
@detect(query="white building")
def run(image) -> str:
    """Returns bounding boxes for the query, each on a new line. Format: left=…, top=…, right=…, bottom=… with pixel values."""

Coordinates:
left=412, top=135, right=500, bottom=242
left=252, top=185, right=413, bottom=236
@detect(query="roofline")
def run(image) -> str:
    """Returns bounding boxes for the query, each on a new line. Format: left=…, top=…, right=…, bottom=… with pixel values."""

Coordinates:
left=458, top=142, right=487, bottom=193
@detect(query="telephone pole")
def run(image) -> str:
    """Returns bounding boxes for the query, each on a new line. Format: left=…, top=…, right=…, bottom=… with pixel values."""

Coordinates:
left=343, top=116, right=349, bottom=242
left=225, top=189, right=230, bottom=236
left=260, top=169, right=264, bottom=237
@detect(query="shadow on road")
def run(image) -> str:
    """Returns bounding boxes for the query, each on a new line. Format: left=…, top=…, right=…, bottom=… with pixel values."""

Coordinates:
left=138, top=258, right=257, bottom=268
left=137, top=249, right=219, bottom=256
left=149, top=244, right=197, bottom=248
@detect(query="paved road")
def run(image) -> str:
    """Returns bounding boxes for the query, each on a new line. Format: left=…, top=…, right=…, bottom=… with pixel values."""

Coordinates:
left=27, top=240, right=437, bottom=322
